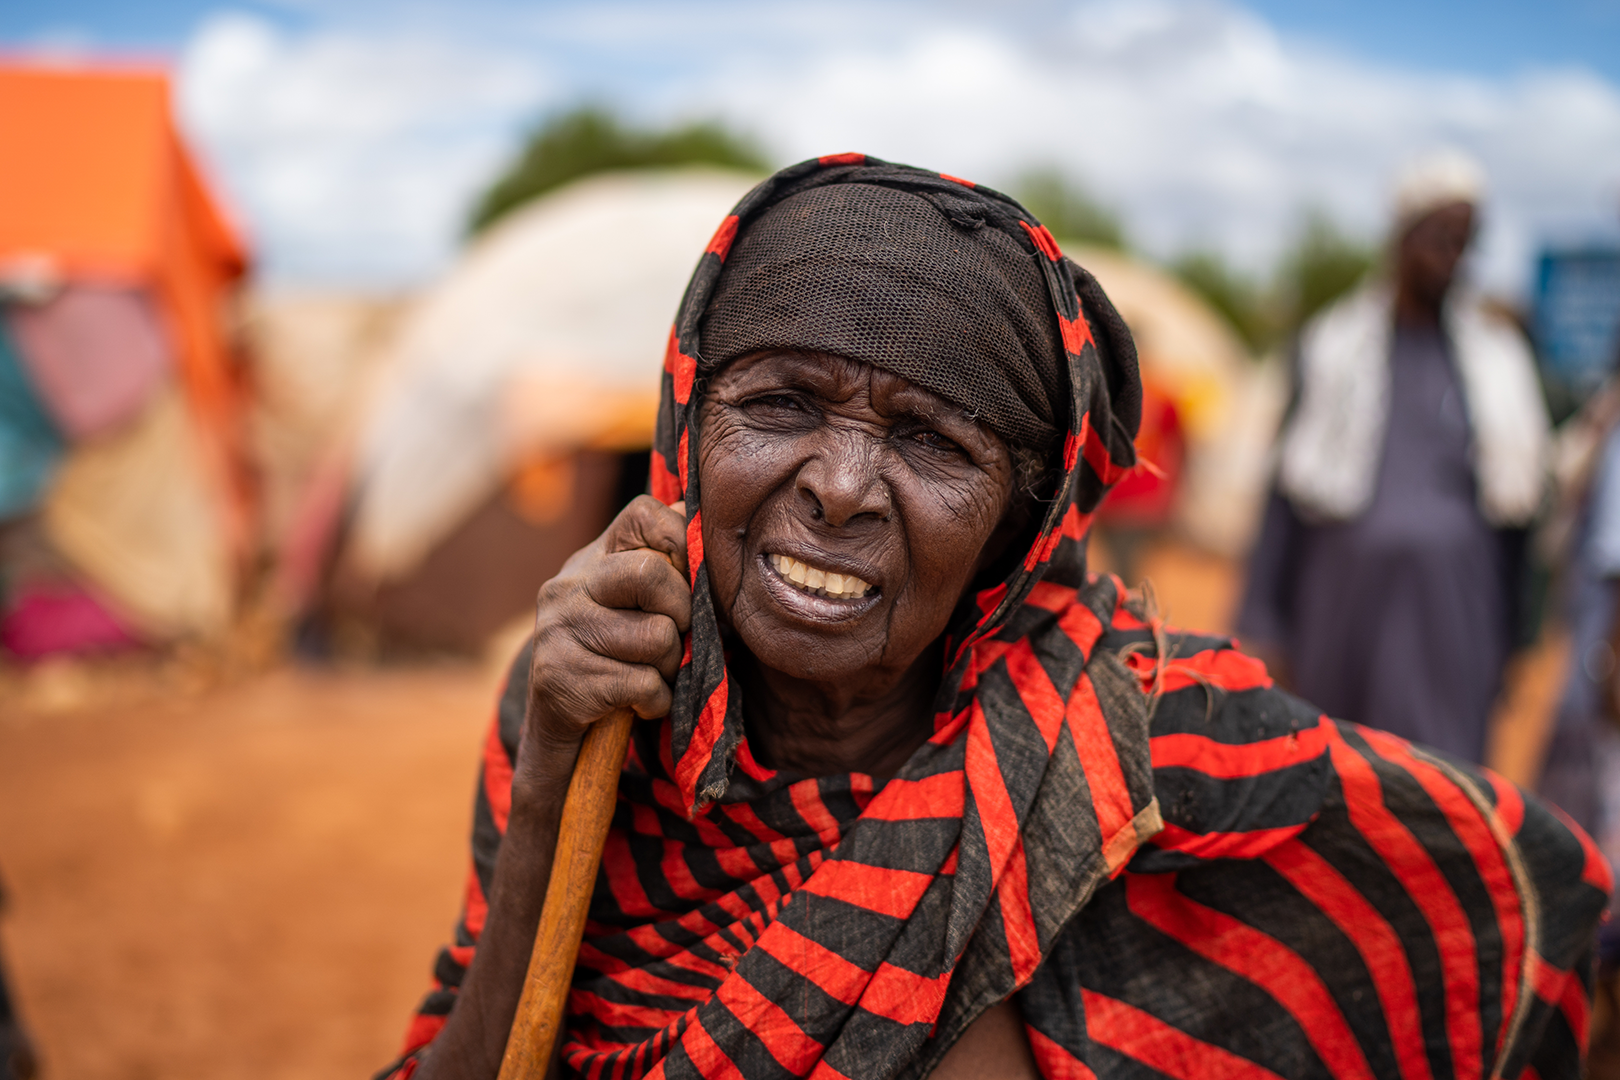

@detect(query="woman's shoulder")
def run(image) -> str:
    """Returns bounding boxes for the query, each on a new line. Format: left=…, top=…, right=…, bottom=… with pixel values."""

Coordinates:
left=1096, top=611, right=1610, bottom=963
left=1087, top=614, right=1336, bottom=871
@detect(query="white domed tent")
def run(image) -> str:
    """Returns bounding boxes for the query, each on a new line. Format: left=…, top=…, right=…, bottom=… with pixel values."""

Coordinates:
left=323, top=168, right=759, bottom=649
left=352, top=169, right=759, bottom=579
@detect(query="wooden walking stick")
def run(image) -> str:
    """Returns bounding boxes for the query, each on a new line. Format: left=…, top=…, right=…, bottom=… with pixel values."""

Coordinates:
left=498, top=707, right=636, bottom=1080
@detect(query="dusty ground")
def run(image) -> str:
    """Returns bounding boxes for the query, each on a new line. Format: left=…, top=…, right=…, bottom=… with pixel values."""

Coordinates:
left=0, top=660, right=501, bottom=1080
left=0, top=539, right=1573, bottom=1078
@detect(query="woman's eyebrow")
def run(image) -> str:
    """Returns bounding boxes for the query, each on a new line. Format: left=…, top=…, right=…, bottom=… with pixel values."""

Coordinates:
left=887, top=396, right=980, bottom=429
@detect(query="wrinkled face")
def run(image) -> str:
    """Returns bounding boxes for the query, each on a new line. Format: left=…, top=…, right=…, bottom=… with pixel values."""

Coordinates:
left=1398, top=201, right=1476, bottom=308
left=697, top=351, right=1019, bottom=685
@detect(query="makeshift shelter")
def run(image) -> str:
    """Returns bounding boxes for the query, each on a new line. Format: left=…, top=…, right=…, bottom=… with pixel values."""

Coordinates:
left=0, top=64, right=250, bottom=656
left=319, top=169, right=758, bottom=651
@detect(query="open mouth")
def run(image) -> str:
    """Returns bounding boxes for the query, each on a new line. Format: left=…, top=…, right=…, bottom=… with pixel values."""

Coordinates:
left=767, top=553, right=875, bottom=601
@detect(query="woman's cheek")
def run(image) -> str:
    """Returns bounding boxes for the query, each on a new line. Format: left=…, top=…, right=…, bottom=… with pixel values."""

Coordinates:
left=933, top=477, right=1008, bottom=557
left=696, top=422, right=756, bottom=512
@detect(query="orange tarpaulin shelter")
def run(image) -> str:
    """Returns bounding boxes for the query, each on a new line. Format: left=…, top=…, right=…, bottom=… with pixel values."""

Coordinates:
left=0, top=63, right=248, bottom=454
left=0, top=63, right=255, bottom=644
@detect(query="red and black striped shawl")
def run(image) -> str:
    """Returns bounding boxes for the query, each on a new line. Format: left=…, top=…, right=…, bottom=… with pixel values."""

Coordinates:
left=383, top=157, right=1609, bottom=1080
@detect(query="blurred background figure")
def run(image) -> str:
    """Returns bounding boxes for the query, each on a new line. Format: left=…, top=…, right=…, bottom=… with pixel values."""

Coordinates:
left=1534, top=242, right=1620, bottom=1024
left=1237, top=149, right=1550, bottom=763
left=0, top=873, right=38, bottom=1080
left=1536, top=234, right=1620, bottom=836
left=1537, top=375, right=1620, bottom=837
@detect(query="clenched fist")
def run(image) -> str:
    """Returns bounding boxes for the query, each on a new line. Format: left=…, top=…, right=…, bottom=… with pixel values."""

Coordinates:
left=521, top=496, right=690, bottom=773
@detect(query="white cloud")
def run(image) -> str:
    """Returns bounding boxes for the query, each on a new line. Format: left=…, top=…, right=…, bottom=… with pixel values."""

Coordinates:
left=174, top=0, right=1620, bottom=295
left=178, top=11, right=552, bottom=282
left=693, top=0, right=1620, bottom=292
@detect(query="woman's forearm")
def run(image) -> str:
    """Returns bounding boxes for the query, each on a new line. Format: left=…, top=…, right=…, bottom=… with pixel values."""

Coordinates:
left=414, top=734, right=583, bottom=1080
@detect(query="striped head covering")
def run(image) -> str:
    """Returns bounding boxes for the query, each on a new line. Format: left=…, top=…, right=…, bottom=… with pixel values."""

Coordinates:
left=382, top=156, right=1608, bottom=1080
left=650, top=153, right=1143, bottom=818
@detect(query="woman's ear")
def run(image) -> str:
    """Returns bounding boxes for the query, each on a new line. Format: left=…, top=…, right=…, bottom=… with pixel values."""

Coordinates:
left=970, top=487, right=1040, bottom=585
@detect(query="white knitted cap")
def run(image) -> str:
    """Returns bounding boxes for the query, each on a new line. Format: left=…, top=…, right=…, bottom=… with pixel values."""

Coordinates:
left=1393, top=147, right=1486, bottom=231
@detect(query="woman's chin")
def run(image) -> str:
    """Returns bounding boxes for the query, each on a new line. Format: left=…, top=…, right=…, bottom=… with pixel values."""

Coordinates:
left=729, top=583, right=891, bottom=685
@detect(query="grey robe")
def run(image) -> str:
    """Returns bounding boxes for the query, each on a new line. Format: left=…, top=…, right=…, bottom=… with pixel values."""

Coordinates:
left=1238, top=322, right=1518, bottom=763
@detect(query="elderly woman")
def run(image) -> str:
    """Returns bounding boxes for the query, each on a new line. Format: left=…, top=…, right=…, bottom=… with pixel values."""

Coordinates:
left=382, top=158, right=1603, bottom=1080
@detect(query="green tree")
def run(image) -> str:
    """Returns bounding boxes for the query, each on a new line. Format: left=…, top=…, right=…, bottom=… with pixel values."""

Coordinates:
left=469, top=105, right=770, bottom=234
left=1171, top=250, right=1274, bottom=354
left=1276, top=212, right=1378, bottom=334
left=1014, top=168, right=1127, bottom=250
left=1169, top=215, right=1375, bottom=356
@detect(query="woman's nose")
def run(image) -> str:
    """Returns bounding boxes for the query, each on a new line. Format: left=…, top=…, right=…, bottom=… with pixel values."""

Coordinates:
left=796, top=435, right=892, bottom=527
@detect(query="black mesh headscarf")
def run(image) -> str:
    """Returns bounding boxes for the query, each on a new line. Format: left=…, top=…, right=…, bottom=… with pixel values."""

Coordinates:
left=698, top=179, right=1069, bottom=455
left=651, top=154, right=1143, bottom=815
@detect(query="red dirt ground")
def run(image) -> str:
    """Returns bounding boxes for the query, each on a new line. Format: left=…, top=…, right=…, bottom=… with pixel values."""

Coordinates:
left=0, top=662, right=499, bottom=1080
left=0, top=540, right=1577, bottom=1078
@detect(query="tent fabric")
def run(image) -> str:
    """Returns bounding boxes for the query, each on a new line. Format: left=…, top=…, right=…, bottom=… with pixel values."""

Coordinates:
left=347, top=168, right=758, bottom=582
left=327, top=450, right=636, bottom=653
left=0, top=580, right=140, bottom=659
left=0, top=63, right=251, bottom=642
left=0, top=64, right=248, bottom=484
left=0, top=320, right=64, bottom=520
left=43, top=390, right=234, bottom=639
left=6, top=284, right=172, bottom=439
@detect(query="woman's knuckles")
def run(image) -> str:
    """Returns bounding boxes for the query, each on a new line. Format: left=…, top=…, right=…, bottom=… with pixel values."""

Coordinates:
left=531, top=625, right=675, bottom=714
left=561, top=613, right=651, bottom=663
left=621, top=667, right=672, bottom=718
left=581, top=558, right=688, bottom=627
left=521, top=497, right=690, bottom=744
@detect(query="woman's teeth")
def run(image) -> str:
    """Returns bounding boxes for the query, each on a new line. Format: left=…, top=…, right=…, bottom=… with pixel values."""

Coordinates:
left=768, top=554, right=871, bottom=599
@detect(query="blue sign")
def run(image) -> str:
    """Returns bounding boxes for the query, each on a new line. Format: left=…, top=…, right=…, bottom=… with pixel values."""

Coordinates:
left=1535, top=248, right=1620, bottom=395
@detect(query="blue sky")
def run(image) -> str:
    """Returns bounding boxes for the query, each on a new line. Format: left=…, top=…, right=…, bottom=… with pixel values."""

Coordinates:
left=9, top=0, right=1617, bottom=79
left=5, top=1, right=1618, bottom=290
left=1248, top=0, right=1619, bottom=82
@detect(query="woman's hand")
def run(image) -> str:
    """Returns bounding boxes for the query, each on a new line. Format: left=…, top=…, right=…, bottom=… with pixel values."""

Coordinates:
left=523, top=495, right=691, bottom=767
left=412, top=496, right=688, bottom=1080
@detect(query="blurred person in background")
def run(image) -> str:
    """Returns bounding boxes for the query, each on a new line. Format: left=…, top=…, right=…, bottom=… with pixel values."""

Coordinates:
left=1537, top=352, right=1620, bottom=1026
left=1236, top=149, right=1549, bottom=763
left=0, top=875, right=38, bottom=1080
left=1538, top=377, right=1620, bottom=837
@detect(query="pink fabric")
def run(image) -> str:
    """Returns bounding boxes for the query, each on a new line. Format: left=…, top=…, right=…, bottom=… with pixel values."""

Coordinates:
left=1, top=582, right=141, bottom=659
left=274, top=443, right=353, bottom=611
left=6, top=285, right=173, bottom=440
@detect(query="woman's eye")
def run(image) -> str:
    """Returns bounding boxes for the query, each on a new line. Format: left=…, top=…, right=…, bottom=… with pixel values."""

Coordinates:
left=912, top=429, right=962, bottom=454
left=738, top=393, right=818, bottom=426
left=747, top=393, right=803, bottom=411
